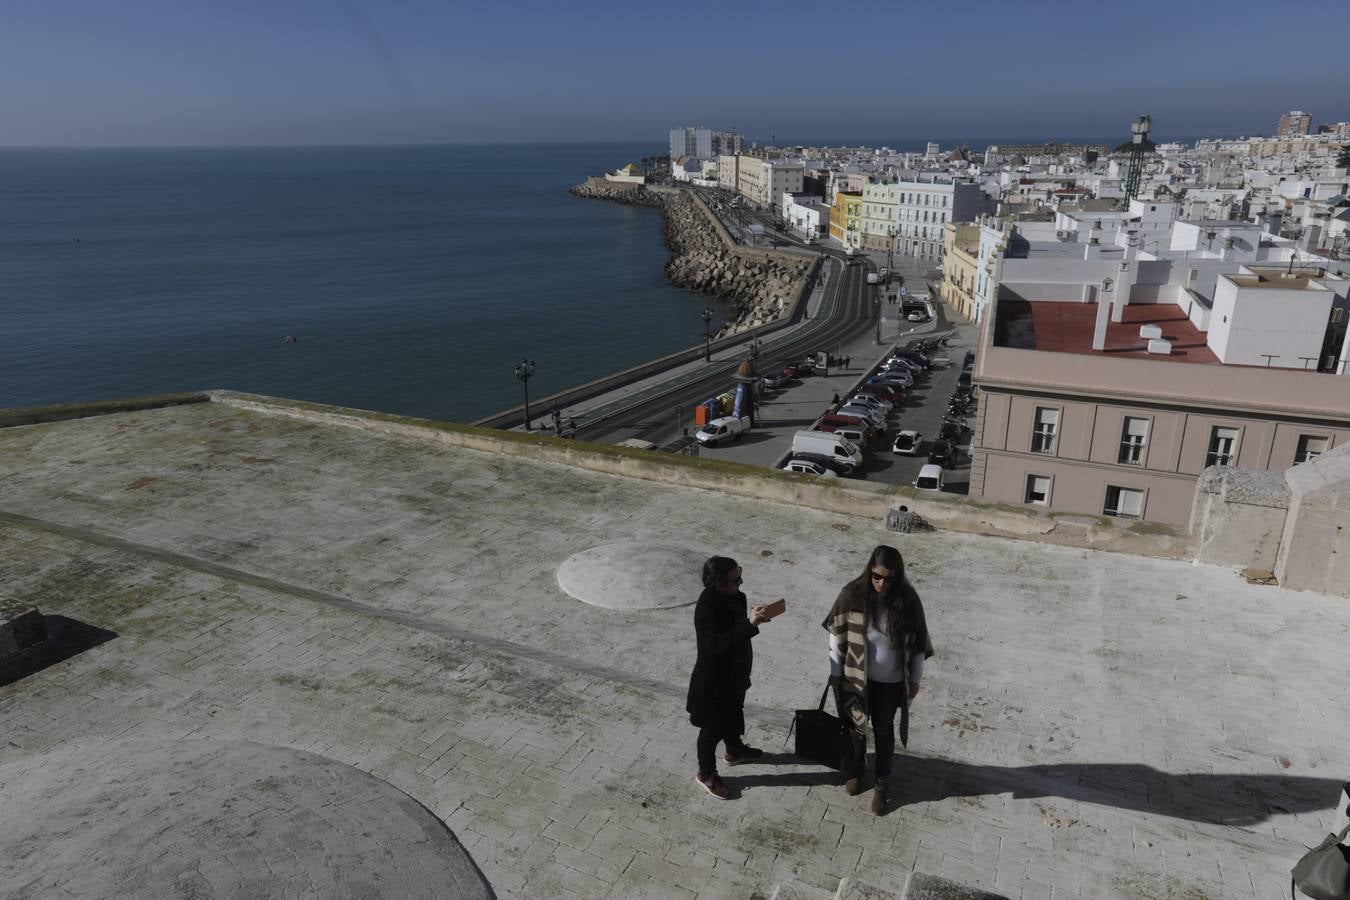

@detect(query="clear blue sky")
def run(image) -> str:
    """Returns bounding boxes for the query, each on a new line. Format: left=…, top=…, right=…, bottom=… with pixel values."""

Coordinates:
left=3, top=0, right=1349, bottom=147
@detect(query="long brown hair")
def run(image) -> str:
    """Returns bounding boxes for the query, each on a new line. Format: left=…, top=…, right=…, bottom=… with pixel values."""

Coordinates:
left=858, top=544, right=920, bottom=648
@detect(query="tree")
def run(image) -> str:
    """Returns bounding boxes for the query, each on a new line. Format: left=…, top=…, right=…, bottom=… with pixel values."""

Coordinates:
left=1337, top=145, right=1350, bottom=170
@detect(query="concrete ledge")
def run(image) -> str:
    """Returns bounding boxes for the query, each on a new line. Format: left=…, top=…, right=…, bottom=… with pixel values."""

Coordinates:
left=0, top=598, right=48, bottom=659
left=210, top=391, right=1196, bottom=560
left=0, top=392, right=210, bottom=429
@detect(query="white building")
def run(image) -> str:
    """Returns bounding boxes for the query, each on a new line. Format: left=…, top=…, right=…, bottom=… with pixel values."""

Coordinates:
left=893, top=178, right=989, bottom=261
left=669, top=127, right=713, bottom=161
left=1206, top=269, right=1343, bottom=369
left=781, top=193, right=830, bottom=238
left=728, top=156, right=804, bottom=208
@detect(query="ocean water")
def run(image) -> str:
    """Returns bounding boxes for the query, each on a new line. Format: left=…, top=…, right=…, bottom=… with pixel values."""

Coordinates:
left=0, top=144, right=736, bottom=421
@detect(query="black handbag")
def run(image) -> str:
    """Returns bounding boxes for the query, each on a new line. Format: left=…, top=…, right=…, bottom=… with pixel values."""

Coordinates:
left=787, top=683, right=843, bottom=769
left=1293, top=782, right=1350, bottom=899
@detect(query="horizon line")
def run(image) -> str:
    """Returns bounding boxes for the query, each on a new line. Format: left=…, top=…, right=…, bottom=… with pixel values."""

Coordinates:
left=0, top=133, right=1260, bottom=152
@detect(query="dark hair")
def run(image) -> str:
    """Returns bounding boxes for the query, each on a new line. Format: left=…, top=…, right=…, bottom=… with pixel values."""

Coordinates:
left=702, top=555, right=740, bottom=591
left=860, top=545, right=919, bottom=647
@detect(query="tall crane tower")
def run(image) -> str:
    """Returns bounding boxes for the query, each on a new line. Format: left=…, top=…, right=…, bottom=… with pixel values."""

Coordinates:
left=1123, top=115, right=1152, bottom=204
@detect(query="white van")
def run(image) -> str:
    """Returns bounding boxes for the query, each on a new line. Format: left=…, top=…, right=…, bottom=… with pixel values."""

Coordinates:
left=695, top=415, right=750, bottom=447
left=792, top=430, right=863, bottom=468
left=914, top=464, right=944, bottom=491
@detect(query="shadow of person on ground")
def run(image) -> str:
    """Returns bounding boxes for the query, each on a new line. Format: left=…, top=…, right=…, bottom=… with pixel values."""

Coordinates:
left=0, top=616, right=117, bottom=687
left=888, top=755, right=1344, bottom=826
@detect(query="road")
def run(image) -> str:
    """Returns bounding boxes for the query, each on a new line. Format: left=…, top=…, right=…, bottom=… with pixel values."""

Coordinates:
left=563, top=187, right=978, bottom=494
left=573, top=244, right=878, bottom=447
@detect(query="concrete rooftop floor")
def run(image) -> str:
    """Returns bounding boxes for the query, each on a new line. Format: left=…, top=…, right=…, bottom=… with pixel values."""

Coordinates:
left=1, top=399, right=1348, bottom=899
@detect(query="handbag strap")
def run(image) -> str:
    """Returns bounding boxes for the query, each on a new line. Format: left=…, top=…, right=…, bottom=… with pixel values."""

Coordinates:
left=819, top=682, right=832, bottom=711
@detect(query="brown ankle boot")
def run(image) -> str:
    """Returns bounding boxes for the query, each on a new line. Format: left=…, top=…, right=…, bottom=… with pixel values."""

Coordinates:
left=844, top=775, right=862, bottom=796
left=871, top=778, right=889, bottom=815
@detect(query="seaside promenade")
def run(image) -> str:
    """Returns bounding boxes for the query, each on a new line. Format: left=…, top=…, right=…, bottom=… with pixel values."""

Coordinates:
left=3, top=391, right=1348, bottom=899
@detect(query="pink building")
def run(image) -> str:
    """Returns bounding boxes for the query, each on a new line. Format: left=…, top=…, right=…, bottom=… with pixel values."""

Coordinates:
left=971, top=267, right=1350, bottom=527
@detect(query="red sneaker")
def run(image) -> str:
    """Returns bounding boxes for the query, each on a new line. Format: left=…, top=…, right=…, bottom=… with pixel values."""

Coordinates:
left=694, top=772, right=732, bottom=800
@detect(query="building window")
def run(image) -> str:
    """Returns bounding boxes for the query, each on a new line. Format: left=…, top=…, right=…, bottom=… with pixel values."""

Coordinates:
left=1333, top=308, right=1344, bottom=323
left=1031, top=407, right=1059, bottom=453
left=1025, top=474, right=1051, bottom=506
left=1104, top=485, right=1144, bottom=519
left=1206, top=426, right=1239, bottom=467
left=1295, top=435, right=1329, bottom=464
left=1118, top=417, right=1149, bottom=465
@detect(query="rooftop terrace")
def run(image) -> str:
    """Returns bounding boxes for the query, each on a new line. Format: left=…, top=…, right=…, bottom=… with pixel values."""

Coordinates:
left=994, top=300, right=1219, bottom=364
left=1, top=396, right=1346, bottom=899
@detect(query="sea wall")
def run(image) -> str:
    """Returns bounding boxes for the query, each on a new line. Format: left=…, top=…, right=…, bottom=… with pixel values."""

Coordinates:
left=570, top=178, right=811, bottom=335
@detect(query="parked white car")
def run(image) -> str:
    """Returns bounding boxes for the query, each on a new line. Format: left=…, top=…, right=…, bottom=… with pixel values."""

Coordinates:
left=782, top=459, right=839, bottom=477
left=892, top=430, right=922, bottom=455
left=847, top=395, right=892, bottom=415
left=914, top=463, right=944, bottom=491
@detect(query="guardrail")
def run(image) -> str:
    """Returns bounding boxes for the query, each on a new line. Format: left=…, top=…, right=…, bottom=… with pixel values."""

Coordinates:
left=472, top=252, right=828, bottom=431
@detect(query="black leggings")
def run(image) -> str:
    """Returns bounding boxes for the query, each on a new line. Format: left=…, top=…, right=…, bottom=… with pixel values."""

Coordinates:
left=697, top=728, right=748, bottom=775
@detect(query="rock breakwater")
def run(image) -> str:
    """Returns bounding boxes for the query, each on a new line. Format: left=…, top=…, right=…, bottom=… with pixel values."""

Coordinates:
left=571, top=179, right=812, bottom=336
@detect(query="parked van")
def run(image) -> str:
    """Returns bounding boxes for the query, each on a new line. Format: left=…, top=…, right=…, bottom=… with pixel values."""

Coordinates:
left=792, top=430, right=863, bottom=468
left=695, top=415, right=751, bottom=447
left=914, top=463, right=944, bottom=491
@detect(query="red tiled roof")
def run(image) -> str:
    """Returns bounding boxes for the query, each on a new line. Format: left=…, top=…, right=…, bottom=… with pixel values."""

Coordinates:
left=995, top=300, right=1220, bottom=365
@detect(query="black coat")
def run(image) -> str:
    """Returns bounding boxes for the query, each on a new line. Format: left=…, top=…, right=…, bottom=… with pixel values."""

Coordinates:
left=686, top=587, right=759, bottom=734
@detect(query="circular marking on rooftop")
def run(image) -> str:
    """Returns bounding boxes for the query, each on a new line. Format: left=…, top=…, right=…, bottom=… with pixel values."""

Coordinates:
left=0, top=738, right=492, bottom=899
left=557, top=542, right=705, bottom=609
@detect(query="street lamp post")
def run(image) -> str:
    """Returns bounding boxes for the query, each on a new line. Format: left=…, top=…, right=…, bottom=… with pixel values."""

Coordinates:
left=874, top=286, right=882, bottom=345
left=514, top=358, right=535, bottom=430
left=701, top=307, right=715, bottom=361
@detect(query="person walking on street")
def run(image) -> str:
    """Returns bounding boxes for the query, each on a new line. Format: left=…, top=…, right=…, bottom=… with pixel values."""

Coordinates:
left=687, top=556, right=776, bottom=800
left=823, top=545, right=934, bottom=815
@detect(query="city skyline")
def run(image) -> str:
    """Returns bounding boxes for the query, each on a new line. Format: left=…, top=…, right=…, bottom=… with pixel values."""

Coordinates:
left=3, top=0, right=1350, bottom=147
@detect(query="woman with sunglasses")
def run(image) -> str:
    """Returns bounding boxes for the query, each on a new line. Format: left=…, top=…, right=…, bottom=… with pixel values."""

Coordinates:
left=823, top=545, right=934, bottom=814
left=686, top=555, right=776, bottom=800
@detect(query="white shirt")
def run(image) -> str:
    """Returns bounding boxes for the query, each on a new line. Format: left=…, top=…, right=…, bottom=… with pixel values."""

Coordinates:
left=828, top=608, right=924, bottom=684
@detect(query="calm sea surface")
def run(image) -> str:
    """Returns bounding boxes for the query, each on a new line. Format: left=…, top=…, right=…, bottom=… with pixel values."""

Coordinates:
left=0, top=144, right=737, bottom=421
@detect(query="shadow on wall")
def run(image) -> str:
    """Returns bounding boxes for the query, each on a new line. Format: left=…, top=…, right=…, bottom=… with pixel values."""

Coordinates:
left=0, top=616, right=117, bottom=688
left=891, top=756, right=1344, bottom=826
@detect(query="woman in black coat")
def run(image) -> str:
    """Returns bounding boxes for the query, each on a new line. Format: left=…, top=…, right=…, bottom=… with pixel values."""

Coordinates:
left=686, top=555, right=775, bottom=800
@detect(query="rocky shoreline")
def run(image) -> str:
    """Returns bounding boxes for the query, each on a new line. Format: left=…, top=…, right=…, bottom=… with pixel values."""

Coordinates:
left=570, top=179, right=812, bottom=337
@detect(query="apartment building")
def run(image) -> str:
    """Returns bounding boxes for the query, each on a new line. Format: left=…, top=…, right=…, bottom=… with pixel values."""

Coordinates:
left=718, top=155, right=740, bottom=195
left=669, top=127, right=742, bottom=161
left=970, top=262, right=1350, bottom=528
left=737, top=157, right=804, bottom=209
left=941, top=224, right=982, bottom=319
left=1278, top=110, right=1313, bottom=137
left=861, top=182, right=900, bottom=252
left=893, top=179, right=988, bottom=261
left=942, top=220, right=1013, bottom=322
left=829, top=191, right=863, bottom=247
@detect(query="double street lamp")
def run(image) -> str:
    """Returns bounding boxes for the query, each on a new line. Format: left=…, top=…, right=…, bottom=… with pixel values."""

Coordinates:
left=701, top=307, right=715, bottom=361
left=514, top=357, right=535, bottom=430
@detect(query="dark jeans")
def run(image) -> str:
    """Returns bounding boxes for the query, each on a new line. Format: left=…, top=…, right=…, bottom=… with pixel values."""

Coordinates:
left=838, top=679, right=904, bottom=779
left=697, top=728, right=749, bottom=775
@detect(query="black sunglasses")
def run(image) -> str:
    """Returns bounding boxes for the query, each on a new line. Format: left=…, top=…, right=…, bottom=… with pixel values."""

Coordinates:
left=870, top=571, right=896, bottom=584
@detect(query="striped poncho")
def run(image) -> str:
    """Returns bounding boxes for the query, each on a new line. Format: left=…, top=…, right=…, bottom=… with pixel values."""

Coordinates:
left=821, top=574, right=934, bottom=747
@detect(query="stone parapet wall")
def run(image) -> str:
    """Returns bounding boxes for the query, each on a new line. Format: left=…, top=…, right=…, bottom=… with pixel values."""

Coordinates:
left=1190, top=467, right=1290, bottom=569
left=211, top=391, right=1196, bottom=561
left=570, top=181, right=812, bottom=336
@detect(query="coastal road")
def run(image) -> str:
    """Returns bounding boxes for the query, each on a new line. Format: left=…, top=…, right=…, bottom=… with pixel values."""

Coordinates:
left=572, top=249, right=877, bottom=447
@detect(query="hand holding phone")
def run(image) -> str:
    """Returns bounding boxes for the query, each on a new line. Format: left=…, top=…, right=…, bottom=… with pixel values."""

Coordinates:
left=762, top=598, right=786, bottom=620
